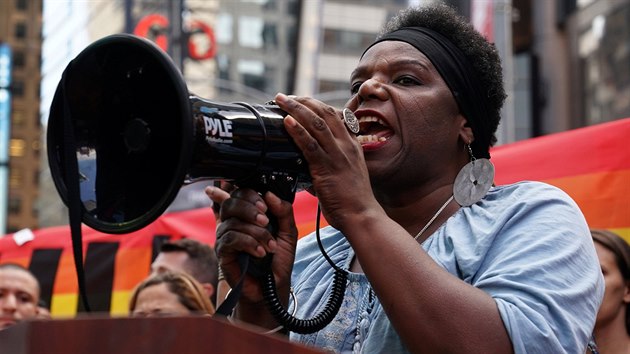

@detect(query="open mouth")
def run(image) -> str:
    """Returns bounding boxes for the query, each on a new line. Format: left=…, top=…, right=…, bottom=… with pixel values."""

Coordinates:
left=357, top=116, right=393, bottom=144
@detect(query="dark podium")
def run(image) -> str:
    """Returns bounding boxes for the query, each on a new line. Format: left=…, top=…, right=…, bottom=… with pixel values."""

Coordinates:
left=0, top=316, right=325, bottom=354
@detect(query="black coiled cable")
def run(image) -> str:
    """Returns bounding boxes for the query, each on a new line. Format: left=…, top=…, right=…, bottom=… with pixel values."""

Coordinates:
left=261, top=267, right=348, bottom=334
left=258, top=203, right=349, bottom=334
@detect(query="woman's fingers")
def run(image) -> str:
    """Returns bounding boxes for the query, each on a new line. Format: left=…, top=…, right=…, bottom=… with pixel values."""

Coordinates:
left=275, top=94, right=354, bottom=152
left=290, top=95, right=353, bottom=139
left=264, top=191, right=298, bottom=243
left=215, top=219, right=269, bottom=258
left=214, top=188, right=277, bottom=254
left=205, top=184, right=232, bottom=219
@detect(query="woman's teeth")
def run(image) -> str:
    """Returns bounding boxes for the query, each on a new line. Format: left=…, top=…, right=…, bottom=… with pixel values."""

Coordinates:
left=357, top=116, right=388, bottom=143
left=359, top=116, right=386, bottom=125
left=357, top=135, right=386, bottom=143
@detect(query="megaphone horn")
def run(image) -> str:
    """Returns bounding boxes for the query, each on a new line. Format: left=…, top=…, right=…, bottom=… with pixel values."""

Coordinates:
left=47, top=34, right=310, bottom=234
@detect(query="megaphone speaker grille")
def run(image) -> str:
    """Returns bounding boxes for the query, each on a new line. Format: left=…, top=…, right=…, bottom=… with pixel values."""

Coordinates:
left=47, top=35, right=192, bottom=234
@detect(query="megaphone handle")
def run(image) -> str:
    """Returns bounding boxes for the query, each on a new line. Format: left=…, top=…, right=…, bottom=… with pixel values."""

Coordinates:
left=234, top=171, right=296, bottom=278
left=246, top=212, right=278, bottom=278
left=216, top=199, right=348, bottom=335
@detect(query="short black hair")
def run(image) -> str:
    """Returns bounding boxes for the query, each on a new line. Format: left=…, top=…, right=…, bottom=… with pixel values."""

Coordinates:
left=379, top=3, right=506, bottom=158
left=160, top=239, right=218, bottom=288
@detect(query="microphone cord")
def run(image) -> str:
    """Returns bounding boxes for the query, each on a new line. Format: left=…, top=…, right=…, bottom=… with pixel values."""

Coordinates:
left=261, top=203, right=348, bottom=334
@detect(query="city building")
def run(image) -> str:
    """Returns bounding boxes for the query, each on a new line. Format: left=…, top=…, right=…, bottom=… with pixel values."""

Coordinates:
left=296, top=0, right=409, bottom=108
left=0, top=0, right=43, bottom=234
left=453, top=0, right=630, bottom=139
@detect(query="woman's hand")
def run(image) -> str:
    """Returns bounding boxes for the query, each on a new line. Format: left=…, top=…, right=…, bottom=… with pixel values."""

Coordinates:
left=211, top=188, right=298, bottom=305
left=274, top=93, right=380, bottom=231
left=205, top=182, right=232, bottom=223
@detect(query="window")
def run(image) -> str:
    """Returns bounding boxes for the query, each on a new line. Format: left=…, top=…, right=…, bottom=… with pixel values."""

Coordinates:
left=216, top=14, right=233, bottom=44
left=238, top=16, right=264, bottom=48
left=263, top=0, right=277, bottom=11
left=12, top=51, right=25, bottom=69
left=262, top=23, right=278, bottom=49
left=9, top=168, right=22, bottom=189
left=238, top=60, right=265, bottom=92
left=12, top=110, right=25, bottom=126
left=579, top=3, right=630, bottom=125
left=15, top=22, right=27, bottom=39
left=323, top=29, right=376, bottom=54
left=12, top=80, right=24, bottom=97
left=8, top=196, right=21, bottom=214
left=242, top=73, right=265, bottom=93
left=31, top=203, right=38, bottom=219
left=9, top=138, right=26, bottom=157
left=16, top=0, right=27, bottom=11
left=216, top=54, right=231, bottom=94
left=287, top=0, right=300, bottom=14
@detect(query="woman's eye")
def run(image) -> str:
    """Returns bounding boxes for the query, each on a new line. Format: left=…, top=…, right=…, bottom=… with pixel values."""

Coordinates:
left=395, top=76, right=420, bottom=86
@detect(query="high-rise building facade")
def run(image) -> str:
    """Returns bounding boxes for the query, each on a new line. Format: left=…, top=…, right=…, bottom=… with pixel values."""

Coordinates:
left=209, top=0, right=301, bottom=103
left=296, top=0, right=410, bottom=107
left=0, top=0, right=43, bottom=234
left=453, top=0, right=630, bottom=139
left=569, top=0, right=630, bottom=127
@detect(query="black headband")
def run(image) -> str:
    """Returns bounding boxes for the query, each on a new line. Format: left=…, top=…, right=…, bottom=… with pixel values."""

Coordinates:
left=362, top=27, right=491, bottom=158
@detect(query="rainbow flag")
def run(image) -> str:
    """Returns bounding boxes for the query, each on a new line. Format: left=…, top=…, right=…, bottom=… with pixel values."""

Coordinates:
left=491, top=117, right=630, bottom=241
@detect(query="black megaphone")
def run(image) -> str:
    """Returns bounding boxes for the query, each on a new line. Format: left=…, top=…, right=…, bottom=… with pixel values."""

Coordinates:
left=47, top=34, right=311, bottom=234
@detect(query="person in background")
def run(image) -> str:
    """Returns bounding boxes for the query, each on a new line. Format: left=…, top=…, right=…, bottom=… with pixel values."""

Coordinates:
left=0, top=263, right=40, bottom=329
left=208, top=3, right=604, bottom=353
left=589, top=229, right=630, bottom=353
left=129, top=271, right=215, bottom=317
left=151, top=238, right=219, bottom=306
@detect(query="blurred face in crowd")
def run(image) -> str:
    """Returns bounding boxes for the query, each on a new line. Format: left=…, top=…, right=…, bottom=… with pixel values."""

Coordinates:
left=594, top=242, right=630, bottom=328
left=0, top=267, right=40, bottom=329
left=131, top=283, right=191, bottom=318
left=151, top=251, right=192, bottom=277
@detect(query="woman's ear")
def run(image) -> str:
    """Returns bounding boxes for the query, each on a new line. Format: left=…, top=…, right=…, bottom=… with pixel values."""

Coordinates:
left=457, top=115, right=474, bottom=145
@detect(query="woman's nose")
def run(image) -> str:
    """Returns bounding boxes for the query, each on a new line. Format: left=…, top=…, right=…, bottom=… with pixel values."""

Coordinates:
left=357, top=78, right=388, bottom=103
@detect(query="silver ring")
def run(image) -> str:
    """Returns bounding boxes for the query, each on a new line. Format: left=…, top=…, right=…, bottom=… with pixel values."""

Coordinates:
left=343, top=108, right=360, bottom=134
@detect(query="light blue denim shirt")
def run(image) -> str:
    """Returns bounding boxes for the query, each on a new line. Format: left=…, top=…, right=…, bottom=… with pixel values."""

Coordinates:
left=289, top=181, right=604, bottom=354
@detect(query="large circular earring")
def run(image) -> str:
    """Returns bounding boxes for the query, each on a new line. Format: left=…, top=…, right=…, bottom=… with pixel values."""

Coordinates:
left=453, top=144, right=495, bottom=207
